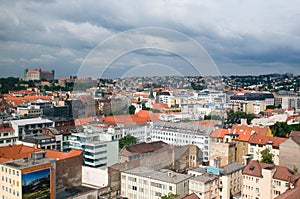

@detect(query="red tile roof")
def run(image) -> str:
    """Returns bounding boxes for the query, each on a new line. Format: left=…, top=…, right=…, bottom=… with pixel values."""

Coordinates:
left=0, top=144, right=82, bottom=162
left=243, top=160, right=300, bottom=182
left=210, top=128, right=229, bottom=138
left=0, top=127, right=13, bottom=133
left=182, top=193, right=200, bottom=199
left=249, top=134, right=287, bottom=147
left=102, top=111, right=160, bottom=125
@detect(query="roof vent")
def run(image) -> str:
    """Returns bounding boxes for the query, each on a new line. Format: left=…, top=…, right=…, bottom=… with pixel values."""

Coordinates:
left=167, top=172, right=176, bottom=178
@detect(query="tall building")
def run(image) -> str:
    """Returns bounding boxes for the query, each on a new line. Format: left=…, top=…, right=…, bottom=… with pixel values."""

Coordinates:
left=24, top=67, right=54, bottom=81
left=0, top=151, right=56, bottom=199
left=69, top=132, right=118, bottom=169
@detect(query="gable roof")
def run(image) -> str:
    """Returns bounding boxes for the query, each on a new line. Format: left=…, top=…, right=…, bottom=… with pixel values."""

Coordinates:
left=249, top=134, right=287, bottom=147
left=243, top=160, right=300, bottom=182
left=210, top=128, right=229, bottom=138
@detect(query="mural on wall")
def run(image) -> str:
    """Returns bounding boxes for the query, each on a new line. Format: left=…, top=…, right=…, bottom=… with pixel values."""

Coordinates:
left=22, top=168, right=51, bottom=199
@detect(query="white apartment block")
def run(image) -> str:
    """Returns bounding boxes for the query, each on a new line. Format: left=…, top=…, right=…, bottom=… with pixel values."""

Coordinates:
left=70, top=132, right=118, bottom=169
left=151, top=122, right=215, bottom=162
left=121, top=166, right=191, bottom=199
left=10, top=117, right=54, bottom=140
left=106, top=123, right=152, bottom=143
left=0, top=123, right=17, bottom=146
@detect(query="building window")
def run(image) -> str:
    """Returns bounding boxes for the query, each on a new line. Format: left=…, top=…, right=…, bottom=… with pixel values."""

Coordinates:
left=132, top=186, right=137, bottom=191
left=128, top=177, right=136, bottom=182
left=169, top=186, right=172, bottom=191
left=256, top=178, right=259, bottom=183
left=155, top=192, right=162, bottom=197
left=256, top=188, right=260, bottom=193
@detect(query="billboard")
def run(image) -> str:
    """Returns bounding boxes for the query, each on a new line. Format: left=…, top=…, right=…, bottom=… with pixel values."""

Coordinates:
left=22, top=168, right=51, bottom=199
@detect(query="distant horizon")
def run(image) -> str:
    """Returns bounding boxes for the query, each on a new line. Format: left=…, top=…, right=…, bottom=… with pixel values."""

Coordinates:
left=1, top=70, right=298, bottom=80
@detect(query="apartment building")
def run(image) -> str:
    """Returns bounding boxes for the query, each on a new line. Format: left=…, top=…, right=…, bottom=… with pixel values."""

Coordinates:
left=187, top=162, right=244, bottom=199
left=121, top=166, right=191, bottom=199
left=248, top=134, right=287, bottom=165
left=69, top=132, right=118, bottom=168
left=0, top=122, right=17, bottom=146
left=10, top=117, right=54, bottom=140
left=242, top=160, right=300, bottom=199
left=151, top=121, right=215, bottom=162
left=189, top=174, right=219, bottom=199
left=218, top=162, right=244, bottom=199
left=229, top=93, right=274, bottom=114
left=0, top=151, right=56, bottom=199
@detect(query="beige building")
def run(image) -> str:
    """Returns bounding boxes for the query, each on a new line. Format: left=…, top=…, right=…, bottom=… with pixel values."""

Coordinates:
left=242, top=160, right=300, bottom=199
left=209, top=137, right=236, bottom=167
left=0, top=152, right=56, bottom=199
left=279, top=131, right=300, bottom=170
left=219, top=162, right=244, bottom=199
left=24, top=68, right=54, bottom=81
left=248, top=134, right=287, bottom=165
left=121, top=166, right=191, bottom=199
left=189, top=174, right=219, bottom=199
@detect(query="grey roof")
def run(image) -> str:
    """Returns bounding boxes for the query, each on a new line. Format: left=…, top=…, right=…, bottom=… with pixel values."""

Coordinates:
left=190, top=174, right=218, bottom=183
left=1, top=157, right=55, bottom=169
left=221, top=162, right=245, bottom=175
left=123, top=166, right=192, bottom=184
left=230, top=93, right=274, bottom=101
left=188, top=167, right=206, bottom=174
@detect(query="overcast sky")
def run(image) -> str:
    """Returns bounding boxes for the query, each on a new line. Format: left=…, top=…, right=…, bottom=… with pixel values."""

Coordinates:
left=1, top=0, right=300, bottom=78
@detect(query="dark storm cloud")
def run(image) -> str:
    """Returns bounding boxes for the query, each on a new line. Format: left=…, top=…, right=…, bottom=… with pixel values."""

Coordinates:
left=0, top=0, right=300, bottom=77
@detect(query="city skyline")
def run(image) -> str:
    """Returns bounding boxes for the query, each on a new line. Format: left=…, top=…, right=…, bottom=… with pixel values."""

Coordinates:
left=1, top=1, right=300, bottom=78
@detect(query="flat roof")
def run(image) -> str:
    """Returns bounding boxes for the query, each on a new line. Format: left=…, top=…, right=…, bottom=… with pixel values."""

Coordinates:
left=123, top=166, right=191, bottom=184
left=190, top=174, right=218, bottom=183
left=11, top=118, right=53, bottom=126
left=1, top=157, right=54, bottom=170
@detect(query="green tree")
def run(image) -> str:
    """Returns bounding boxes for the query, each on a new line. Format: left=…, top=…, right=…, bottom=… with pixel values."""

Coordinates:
left=119, top=135, right=138, bottom=149
left=142, top=103, right=150, bottom=110
left=271, top=122, right=291, bottom=137
left=226, top=110, right=256, bottom=125
left=261, top=148, right=274, bottom=164
left=161, top=193, right=179, bottom=199
left=128, top=105, right=136, bottom=115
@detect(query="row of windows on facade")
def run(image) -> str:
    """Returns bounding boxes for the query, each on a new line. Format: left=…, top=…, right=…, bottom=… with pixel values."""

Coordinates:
left=123, top=176, right=181, bottom=189
left=1, top=186, right=20, bottom=197
left=0, top=139, right=15, bottom=144
left=1, top=167, right=19, bottom=176
left=2, top=176, right=20, bottom=188
left=152, top=136, right=209, bottom=146
left=153, top=131, right=209, bottom=139
left=0, top=132, right=14, bottom=137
